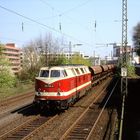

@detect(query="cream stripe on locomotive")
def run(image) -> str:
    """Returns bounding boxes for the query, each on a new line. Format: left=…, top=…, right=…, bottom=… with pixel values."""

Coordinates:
left=35, top=81, right=91, bottom=97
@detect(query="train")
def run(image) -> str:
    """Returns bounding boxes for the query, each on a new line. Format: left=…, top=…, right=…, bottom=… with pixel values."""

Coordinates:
left=34, top=64, right=115, bottom=110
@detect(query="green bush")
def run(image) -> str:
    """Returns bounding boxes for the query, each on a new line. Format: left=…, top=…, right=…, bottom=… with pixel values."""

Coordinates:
left=0, top=70, right=16, bottom=88
left=127, top=65, right=137, bottom=77
left=0, top=56, right=16, bottom=88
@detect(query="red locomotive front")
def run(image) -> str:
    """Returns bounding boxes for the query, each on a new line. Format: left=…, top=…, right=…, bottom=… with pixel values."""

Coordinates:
left=34, top=65, right=91, bottom=110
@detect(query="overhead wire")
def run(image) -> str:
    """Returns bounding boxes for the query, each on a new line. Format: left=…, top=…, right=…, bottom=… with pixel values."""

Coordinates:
left=39, top=0, right=92, bottom=16
left=0, top=4, right=93, bottom=47
left=38, top=0, right=92, bottom=31
left=38, top=0, right=92, bottom=16
left=59, top=0, right=92, bottom=16
left=39, top=0, right=54, bottom=10
left=38, top=0, right=119, bottom=56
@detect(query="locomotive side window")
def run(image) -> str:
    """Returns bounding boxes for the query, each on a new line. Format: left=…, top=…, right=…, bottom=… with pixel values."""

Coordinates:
left=84, top=68, right=87, bottom=73
left=80, top=68, right=85, bottom=74
left=51, top=70, right=60, bottom=77
left=59, top=70, right=67, bottom=77
left=40, top=70, right=49, bottom=77
left=75, top=68, right=80, bottom=75
left=71, top=68, right=76, bottom=75
left=62, top=70, right=68, bottom=77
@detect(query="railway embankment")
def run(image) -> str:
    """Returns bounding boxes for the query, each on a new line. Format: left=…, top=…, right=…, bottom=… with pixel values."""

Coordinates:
left=122, top=66, right=140, bottom=140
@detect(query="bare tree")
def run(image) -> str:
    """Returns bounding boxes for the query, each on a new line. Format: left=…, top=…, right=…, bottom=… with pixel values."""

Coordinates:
left=19, top=33, right=66, bottom=80
left=22, top=42, right=40, bottom=71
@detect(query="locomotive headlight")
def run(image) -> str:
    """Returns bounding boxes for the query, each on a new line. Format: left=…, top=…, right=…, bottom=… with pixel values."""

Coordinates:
left=38, top=88, right=41, bottom=92
left=37, top=88, right=41, bottom=95
left=37, top=88, right=41, bottom=92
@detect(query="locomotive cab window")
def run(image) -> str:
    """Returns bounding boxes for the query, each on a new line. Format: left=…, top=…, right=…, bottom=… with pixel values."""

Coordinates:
left=51, top=70, right=60, bottom=77
left=40, top=70, right=49, bottom=77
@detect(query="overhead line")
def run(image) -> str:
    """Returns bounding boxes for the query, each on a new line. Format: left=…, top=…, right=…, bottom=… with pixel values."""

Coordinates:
left=0, top=4, right=93, bottom=47
left=0, top=5, right=59, bottom=33
left=39, top=0, right=54, bottom=10
left=38, top=0, right=91, bottom=31
left=39, top=0, right=92, bottom=16
left=60, top=0, right=92, bottom=16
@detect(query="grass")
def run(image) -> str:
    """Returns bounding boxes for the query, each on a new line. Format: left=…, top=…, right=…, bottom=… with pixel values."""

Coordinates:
left=0, top=82, right=34, bottom=100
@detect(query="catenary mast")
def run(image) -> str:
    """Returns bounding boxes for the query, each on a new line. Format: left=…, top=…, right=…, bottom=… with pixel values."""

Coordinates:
left=119, top=0, right=128, bottom=139
left=121, top=0, right=128, bottom=95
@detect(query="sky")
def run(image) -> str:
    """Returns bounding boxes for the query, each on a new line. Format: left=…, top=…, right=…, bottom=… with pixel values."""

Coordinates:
left=0, top=0, right=140, bottom=58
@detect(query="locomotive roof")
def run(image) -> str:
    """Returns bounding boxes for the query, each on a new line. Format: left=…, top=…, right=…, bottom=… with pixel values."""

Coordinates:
left=40, top=65, right=87, bottom=70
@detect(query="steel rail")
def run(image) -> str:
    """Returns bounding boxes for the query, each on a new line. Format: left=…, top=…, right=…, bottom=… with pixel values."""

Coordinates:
left=0, top=113, right=58, bottom=140
left=0, top=92, right=33, bottom=107
left=22, top=114, right=58, bottom=140
left=119, top=94, right=125, bottom=140
left=60, top=78, right=116, bottom=140
left=0, top=115, right=41, bottom=139
left=86, top=79, right=119, bottom=140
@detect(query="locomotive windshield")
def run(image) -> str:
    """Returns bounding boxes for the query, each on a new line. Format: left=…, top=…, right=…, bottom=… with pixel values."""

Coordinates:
left=50, top=70, right=60, bottom=77
left=39, top=69, right=67, bottom=78
left=40, top=70, right=49, bottom=77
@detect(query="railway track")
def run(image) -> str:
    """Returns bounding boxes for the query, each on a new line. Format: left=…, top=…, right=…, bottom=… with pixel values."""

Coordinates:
left=60, top=79, right=119, bottom=140
left=0, top=114, right=58, bottom=140
left=0, top=92, right=33, bottom=107
left=0, top=92, right=34, bottom=117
